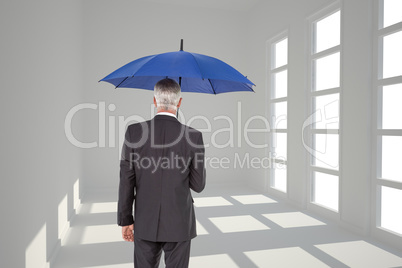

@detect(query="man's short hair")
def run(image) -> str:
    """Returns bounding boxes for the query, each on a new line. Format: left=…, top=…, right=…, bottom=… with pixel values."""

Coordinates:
left=154, top=78, right=181, bottom=111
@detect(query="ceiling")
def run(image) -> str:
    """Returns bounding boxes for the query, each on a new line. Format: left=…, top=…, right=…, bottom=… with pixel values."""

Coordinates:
left=137, top=0, right=261, bottom=12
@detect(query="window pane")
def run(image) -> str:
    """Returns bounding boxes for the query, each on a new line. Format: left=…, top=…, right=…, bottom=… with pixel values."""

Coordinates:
left=273, top=163, right=287, bottom=192
left=273, top=133, right=287, bottom=159
left=273, top=38, right=288, bottom=68
left=313, top=93, right=339, bottom=129
left=381, top=136, right=402, bottom=182
left=313, top=134, right=339, bottom=169
left=381, top=186, right=402, bottom=235
left=382, top=84, right=402, bottom=129
left=272, top=70, right=287, bottom=98
left=272, top=102, right=287, bottom=129
left=314, top=53, right=340, bottom=91
left=383, top=0, right=402, bottom=28
left=315, top=11, right=341, bottom=53
left=313, top=172, right=339, bottom=211
left=383, top=30, right=402, bottom=79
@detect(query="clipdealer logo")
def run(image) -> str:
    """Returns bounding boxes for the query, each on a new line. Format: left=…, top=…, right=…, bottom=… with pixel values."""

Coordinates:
left=64, top=101, right=274, bottom=151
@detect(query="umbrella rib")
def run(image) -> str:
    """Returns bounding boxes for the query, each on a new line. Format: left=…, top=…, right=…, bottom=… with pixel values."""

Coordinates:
left=187, top=52, right=216, bottom=93
left=115, top=77, right=129, bottom=89
left=188, top=52, right=205, bottom=80
left=208, top=79, right=217, bottom=95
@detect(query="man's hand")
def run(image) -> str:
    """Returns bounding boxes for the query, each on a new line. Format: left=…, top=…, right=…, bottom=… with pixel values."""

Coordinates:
left=122, top=224, right=134, bottom=242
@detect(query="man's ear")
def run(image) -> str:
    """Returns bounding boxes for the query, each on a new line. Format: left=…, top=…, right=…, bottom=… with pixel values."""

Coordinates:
left=177, top=98, right=182, bottom=108
left=153, top=97, right=157, bottom=108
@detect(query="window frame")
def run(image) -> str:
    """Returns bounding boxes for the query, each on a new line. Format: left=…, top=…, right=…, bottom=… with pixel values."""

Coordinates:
left=266, top=30, right=289, bottom=197
left=306, top=1, right=343, bottom=219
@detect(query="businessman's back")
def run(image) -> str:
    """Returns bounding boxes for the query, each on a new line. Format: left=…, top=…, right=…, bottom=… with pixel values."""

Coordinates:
left=118, top=78, right=206, bottom=268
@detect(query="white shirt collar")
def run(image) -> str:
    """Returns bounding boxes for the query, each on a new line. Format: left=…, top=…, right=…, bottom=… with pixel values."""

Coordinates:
left=156, top=111, right=177, bottom=118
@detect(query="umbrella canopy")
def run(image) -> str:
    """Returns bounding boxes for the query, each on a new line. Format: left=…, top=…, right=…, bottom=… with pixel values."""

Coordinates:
left=99, top=41, right=254, bottom=94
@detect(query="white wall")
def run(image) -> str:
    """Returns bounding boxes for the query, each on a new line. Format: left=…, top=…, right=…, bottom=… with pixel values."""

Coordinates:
left=0, top=1, right=83, bottom=267
left=82, top=0, right=261, bottom=190
left=339, top=0, right=373, bottom=236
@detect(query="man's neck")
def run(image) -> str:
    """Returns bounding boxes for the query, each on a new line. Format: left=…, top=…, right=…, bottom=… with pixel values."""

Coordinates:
left=156, top=109, right=176, bottom=116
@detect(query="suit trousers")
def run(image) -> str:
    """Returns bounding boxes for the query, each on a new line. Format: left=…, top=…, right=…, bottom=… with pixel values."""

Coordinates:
left=134, top=236, right=191, bottom=268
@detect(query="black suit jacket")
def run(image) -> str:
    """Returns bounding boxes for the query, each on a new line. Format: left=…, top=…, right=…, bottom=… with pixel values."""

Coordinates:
left=118, top=114, right=206, bottom=242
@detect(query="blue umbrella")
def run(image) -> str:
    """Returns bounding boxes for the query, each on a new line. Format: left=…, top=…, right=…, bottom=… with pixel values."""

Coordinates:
left=99, top=40, right=254, bottom=94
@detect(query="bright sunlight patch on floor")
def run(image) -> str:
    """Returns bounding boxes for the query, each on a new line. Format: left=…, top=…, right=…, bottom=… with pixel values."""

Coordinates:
left=315, top=240, right=402, bottom=267
left=209, top=215, right=270, bottom=233
left=80, top=224, right=122, bottom=245
left=244, top=247, right=330, bottom=268
left=262, top=212, right=326, bottom=228
left=89, top=202, right=118, bottom=214
left=193, top=197, right=233, bottom=207
left=196, top=219, right=209, bottom=235
left=231, top=194, right=277, bottom=205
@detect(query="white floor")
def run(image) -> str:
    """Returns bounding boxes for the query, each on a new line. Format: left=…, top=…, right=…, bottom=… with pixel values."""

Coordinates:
left=52, top=184, right=402, bottom=268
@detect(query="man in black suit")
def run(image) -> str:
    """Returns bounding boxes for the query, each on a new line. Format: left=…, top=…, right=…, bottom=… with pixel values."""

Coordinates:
left=118, top=78, right=206, bottom=267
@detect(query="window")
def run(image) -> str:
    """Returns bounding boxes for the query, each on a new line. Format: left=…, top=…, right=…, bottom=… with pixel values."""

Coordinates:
left=374, top=0, right=402, bottom=236
left=267, top=32, right=288, bottom=193
left=307, top=6, right=341, bottom=212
